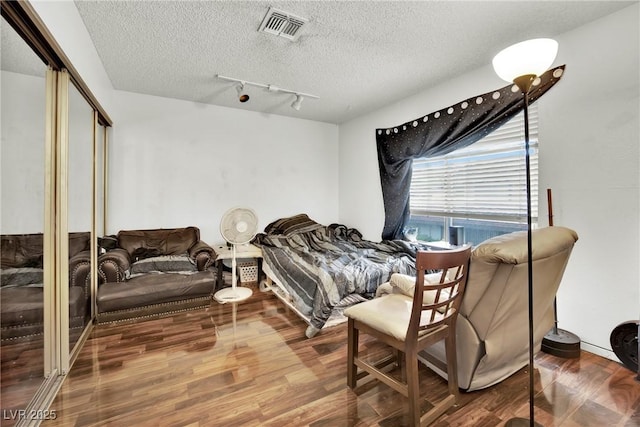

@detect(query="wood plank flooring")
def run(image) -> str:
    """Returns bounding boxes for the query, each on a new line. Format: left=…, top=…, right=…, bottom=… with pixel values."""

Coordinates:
left=40, top=288, right=640, bottom=426
left=1, top=336, right=46, bottom=424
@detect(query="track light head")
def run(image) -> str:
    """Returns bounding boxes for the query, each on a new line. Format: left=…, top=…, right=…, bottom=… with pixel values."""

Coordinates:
left=217, top=74, right=318, bottom=107
left=291, top=94, right=304, bottom=111
left=235, top=83, right=250, bottom=103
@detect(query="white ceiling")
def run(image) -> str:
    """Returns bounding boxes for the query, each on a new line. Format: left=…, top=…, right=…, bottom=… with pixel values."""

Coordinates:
left=46, top=2, right=640, bottom=123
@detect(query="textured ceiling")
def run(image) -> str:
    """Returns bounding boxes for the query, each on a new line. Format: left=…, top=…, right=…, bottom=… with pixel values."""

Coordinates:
left=13, top=1, right=636, bottom=124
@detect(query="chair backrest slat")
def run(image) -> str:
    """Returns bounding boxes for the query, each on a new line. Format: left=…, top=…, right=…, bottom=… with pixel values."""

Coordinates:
left=409, top=246, right=472, bottom=336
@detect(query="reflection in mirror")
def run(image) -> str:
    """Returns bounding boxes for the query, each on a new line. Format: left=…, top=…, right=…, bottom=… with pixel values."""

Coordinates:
left=0, top=16, right=48, bottom=424
left=68, top=84, right=94, bottom=352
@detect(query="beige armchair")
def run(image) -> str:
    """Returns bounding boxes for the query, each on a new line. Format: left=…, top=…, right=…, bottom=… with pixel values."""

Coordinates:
left=379, top=226, right=578, bottom=391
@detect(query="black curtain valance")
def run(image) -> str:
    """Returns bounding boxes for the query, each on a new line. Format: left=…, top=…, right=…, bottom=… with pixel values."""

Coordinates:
left=376, top=65, right=566, bottom=240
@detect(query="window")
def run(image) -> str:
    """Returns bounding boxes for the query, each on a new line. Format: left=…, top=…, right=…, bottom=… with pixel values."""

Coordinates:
left=406, top=104, right=538, bottom=244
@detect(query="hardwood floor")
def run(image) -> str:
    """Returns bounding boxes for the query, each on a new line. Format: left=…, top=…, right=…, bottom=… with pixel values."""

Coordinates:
left=1, top=337, right=45, bottom=425
left=41, top=288, right=639, bottom=426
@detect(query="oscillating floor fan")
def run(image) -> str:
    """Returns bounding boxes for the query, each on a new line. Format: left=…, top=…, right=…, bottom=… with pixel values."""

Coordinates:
left=213, top=207, right=258, bottom=303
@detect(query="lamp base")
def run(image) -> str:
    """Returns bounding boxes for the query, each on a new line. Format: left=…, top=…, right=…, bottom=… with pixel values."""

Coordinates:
left=505, top=417, right=543, bottom=427
left=542, top=328, right=581, bottom=359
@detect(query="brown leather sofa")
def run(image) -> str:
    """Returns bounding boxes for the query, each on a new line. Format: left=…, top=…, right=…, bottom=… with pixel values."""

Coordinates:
left=96, top=226, right=217, bottom=323
left=1, top=232, right=91, bottom=342
left=378, top=226, right=578, bottom=391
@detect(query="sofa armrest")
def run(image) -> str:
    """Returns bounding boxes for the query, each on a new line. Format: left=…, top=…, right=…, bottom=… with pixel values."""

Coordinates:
left=69, top=250, right=91, bottom=297
left=188, top=241, right=215, bottom=271
left=98, top=248, right=131, bottom=283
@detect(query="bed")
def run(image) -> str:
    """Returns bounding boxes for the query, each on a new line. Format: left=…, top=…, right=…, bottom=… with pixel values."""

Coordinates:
left=253, top=214, right=431, bottom=337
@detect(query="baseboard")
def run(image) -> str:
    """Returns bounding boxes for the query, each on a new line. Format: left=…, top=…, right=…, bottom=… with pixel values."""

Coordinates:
left=580, top=341, right=618, bottom=362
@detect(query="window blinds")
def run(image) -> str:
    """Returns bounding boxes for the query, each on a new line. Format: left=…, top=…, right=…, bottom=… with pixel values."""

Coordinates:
left=410, top=104, right=538, bottom=223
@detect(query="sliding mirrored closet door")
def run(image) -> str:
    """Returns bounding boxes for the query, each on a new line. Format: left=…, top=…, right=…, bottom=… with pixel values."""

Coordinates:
left=68, top=83, right=95, bottom=354
left=0, top=14, right=50, bottom=424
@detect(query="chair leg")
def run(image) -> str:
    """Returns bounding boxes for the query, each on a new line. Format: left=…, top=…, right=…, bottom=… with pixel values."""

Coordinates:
left=395, top=348, right=407, bottom=382
left=416, top=332, right=459, bottom=426
left=405, top=349, right=420, bottom=426
left=445, top=330, right=460, bottom=401
left=347, top=318, right=358, bottom=389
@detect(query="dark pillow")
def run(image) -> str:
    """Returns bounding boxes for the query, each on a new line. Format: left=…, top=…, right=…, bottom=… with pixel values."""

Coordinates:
left=264, top=214, right=324, bottom=236
left=131, top=247, right=163, bottom=262
left=98, top=235, right=118, bottom=251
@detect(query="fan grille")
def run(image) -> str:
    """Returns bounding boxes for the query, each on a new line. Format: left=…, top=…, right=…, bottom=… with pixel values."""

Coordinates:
left=220, top=207, right=258, bottom=244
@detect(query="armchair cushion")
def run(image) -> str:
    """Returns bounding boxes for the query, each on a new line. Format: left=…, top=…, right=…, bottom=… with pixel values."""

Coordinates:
left=98, top=271, right=214, bottom=313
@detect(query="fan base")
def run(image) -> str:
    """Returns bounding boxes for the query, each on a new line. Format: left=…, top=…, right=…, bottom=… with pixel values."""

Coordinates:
left=213, top=286, right=253, bottom=303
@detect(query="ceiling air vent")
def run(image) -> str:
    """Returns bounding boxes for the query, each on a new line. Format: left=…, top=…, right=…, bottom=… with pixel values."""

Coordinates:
left=258, top=7, right=308, bottom=41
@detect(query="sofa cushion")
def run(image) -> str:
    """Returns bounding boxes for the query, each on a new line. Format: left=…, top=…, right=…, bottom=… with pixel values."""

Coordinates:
left=117, top=227, right=200, bottom=259
left=126, top=254, right=197, bottom=279
left=0, top=286, right=84, bottom=327
left=97, top=270, right=215, bottom=313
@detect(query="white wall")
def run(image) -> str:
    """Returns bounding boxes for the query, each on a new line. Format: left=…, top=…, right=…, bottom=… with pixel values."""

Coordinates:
left=109, top=91, right=339, bottom=244
left=338, top=4, right=639, bottom=358
left=541, top=5, right=639, bottom=359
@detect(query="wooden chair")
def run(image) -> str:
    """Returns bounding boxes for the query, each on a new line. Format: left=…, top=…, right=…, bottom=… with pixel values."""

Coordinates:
left=344, top=246, right=472, bottom=426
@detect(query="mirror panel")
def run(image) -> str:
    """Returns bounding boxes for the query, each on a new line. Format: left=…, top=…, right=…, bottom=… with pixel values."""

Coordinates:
left=67, top=84, right=94, bottom=352
left=0, top=16, right=49, bottom=423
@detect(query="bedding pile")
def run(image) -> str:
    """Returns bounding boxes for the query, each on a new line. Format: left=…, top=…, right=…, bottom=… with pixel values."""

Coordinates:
left=254, top=214, right=431, bottom=331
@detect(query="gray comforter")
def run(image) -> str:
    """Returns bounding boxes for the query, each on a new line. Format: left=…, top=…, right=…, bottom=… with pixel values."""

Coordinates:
left=255, top=223, right=429, bottom=330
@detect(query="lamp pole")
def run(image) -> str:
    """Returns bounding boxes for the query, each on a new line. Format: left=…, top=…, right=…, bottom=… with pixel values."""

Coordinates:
left=504, top=75, right=540, bottom=427
left=493, top=38, right=558, bottom=427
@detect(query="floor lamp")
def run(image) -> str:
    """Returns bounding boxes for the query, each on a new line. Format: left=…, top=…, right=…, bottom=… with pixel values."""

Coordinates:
left=493, top=38, right=559, bottom=427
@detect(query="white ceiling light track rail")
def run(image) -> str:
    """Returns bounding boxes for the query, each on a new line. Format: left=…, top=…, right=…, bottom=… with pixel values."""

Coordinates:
left=215, top=74, right=319, bottom=110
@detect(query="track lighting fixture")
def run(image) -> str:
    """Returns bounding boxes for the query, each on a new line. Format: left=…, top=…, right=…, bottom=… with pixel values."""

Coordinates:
left=216, top=74, right=318, bottom=111
left=235, top=83, right=250, bottom=103
left=291, top=94, right=304, bottom=111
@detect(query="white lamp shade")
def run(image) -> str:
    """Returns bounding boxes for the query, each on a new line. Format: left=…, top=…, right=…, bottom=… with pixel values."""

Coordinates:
left=492, top=38, right=558, bottom=83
